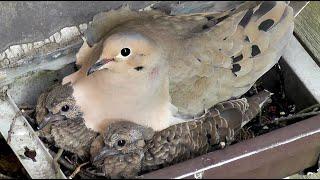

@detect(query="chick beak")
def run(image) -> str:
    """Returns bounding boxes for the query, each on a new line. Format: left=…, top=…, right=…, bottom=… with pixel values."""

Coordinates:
left=93, top=147, right=119, bottom=164
left=87, top=58, right=115, bottom=75
left=37, top=113, right=64, bottom=130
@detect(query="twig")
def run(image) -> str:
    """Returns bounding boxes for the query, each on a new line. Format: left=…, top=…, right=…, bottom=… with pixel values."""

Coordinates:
left=275, top=63, right=286, bottom=100
left=53, top=149, right=64, bottom=173
left=297, top=104, right=320, bottom=114
left=84, top=168, right=106, bottom=177
left=273, top=111, right=320, bottom=123
left=23, top=114, right=37, bottom=128
left=68, top=162, right=89, bottom=179
left=64, top=156, right=75, bottom=165
left=49, top=150, right=75, bottom=170
left=260, top=116, right=272, bottom=126
left=20, top=108, right=37, bottom=127
left=48, top=150, right=101, bottom=179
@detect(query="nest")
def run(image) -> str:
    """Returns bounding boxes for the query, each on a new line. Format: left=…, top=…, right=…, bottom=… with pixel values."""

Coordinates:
left=4, top=62, right=318, bottom=179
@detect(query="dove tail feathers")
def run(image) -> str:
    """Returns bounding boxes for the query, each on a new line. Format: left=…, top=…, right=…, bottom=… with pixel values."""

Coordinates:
left=244, top=89, right=273, bottom=123
left=212, top=89, right=272, bottom=136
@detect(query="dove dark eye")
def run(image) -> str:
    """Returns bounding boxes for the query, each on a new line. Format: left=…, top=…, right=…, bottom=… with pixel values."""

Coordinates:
left=117, top=140, right=126, bottom=147
left=61, top=105, right=69, bottom=112
left=121, top=48, right=131, bottom=57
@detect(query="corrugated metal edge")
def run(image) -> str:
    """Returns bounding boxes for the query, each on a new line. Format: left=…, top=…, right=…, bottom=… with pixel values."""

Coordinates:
left=0, top=92, right=67, bottom=179
left=0, top=41, right=82, bottom=87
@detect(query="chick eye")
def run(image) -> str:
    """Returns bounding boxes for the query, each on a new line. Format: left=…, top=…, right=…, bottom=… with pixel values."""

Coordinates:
left=120, top=48, right=131, bottom=57
left=117, top=139, right=126, bottom=147
left=61, top=105, right=69, bottom=112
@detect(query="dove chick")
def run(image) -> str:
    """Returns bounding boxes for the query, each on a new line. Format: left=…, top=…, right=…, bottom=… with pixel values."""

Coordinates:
left=62, top=1, right=294, bottom=133
left=92, top=90, right=272, bottom=178
left=36, top=83, right=98, bottom=160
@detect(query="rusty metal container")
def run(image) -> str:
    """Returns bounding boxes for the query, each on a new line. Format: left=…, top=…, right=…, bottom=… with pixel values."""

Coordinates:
left=0, top=1, right=318, bottom=179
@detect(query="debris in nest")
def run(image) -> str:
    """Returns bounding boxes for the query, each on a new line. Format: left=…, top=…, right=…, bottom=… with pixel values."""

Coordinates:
left=273, top=110, right=320, bottom=123
left=68, top=162, right=90, bottom=179
left=49, top=149, right=104, bottom=179
left=235, top=63, right=320, bottom=143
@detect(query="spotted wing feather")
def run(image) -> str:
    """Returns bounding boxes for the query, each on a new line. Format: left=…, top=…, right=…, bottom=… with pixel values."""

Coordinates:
left=142, top=90, right=272, bottom=171
left=171, top=1, right=293, bottom=115
left=51, top=120, right=98, bottom=159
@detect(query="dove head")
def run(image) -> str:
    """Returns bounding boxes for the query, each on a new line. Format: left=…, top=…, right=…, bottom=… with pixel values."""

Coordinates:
left=37, top=84, right=83, bottom=130
left=92, top=121, right=154, bottom=178
left=87, top=32, right=164, bottom=78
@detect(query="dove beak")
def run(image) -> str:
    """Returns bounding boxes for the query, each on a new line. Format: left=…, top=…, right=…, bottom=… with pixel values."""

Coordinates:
left=93, top=147, right=119, bottom=163
left=87, top=58, right=115, bottom=76
left=37, top=113, right=65, bottom=130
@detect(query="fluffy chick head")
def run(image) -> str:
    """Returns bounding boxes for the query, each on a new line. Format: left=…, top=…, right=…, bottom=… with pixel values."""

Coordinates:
left=38, top=84, right=82, bottom=130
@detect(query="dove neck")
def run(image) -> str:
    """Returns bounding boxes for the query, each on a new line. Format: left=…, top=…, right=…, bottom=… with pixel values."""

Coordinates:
left=72, top=67, right=172, bottom=132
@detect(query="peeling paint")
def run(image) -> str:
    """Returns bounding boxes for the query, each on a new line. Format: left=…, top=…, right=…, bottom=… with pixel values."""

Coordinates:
left=53, top=32, right=61, bottom=43
left=9, top=45, right=24, bottom=57
left=33, top=41, right=45, bottom=49
left=4, top=48, right=14, bottom=59
left=0, top=52, right=4, bottom=59
left=21, top=44, right=31, bottom=54
left=79, top=23, right=88, bottom=34
left=44, top=39, right=50, bottom=44
left=49, top=35, right=55, bottom=43
left=0, top=25, right=85, bottom=69
left=60, top=26, right=80, bottom=44
left=138, top=3, right=156, bottom=11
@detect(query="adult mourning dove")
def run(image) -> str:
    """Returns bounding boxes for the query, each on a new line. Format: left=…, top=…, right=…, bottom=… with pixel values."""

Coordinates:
left=35, top=83, right=98, bottom=160
left=91, top=90, right=272, bottom=178
left=62, top=1, right=294, bottom=132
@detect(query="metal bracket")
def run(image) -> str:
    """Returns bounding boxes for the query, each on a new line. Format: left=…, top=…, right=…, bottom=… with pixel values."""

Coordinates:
left=0, top=93, right=67, bottom=179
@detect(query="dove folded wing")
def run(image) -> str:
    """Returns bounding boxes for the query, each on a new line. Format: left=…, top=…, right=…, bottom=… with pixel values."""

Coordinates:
left=171, top=1, right=293, bottom=116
